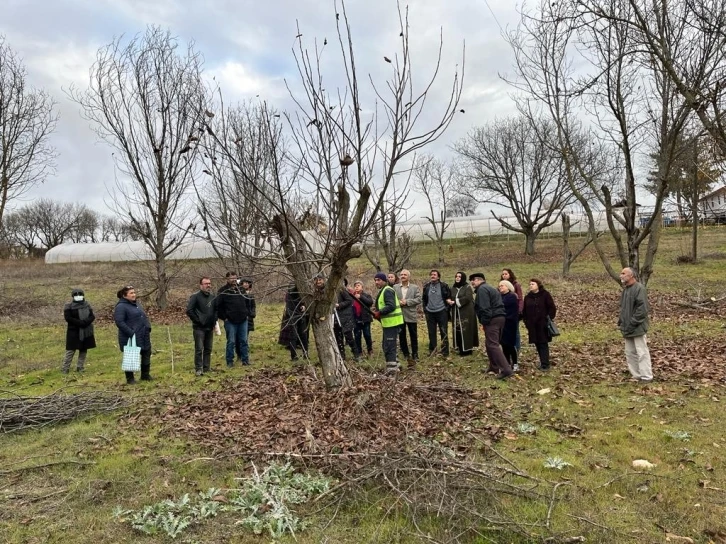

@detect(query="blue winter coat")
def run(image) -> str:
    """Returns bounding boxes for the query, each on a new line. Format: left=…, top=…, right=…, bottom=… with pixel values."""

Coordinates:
left=501, top=292, right=519, bottom=348
left=114, top=298, right=152, bottom=351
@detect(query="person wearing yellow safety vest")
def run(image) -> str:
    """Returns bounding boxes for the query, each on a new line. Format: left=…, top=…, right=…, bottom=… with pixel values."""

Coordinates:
left=372, top=272, right=404, bottom=374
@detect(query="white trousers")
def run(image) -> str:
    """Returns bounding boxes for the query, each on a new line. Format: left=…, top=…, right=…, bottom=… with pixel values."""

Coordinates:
left=624, top=335, right=652, bottom=380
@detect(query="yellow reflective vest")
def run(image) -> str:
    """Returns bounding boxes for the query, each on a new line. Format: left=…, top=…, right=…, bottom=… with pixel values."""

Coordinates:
left=376, top=285, right=404, bottom=328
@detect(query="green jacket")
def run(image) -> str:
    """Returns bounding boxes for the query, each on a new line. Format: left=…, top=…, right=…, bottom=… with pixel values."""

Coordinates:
left=618, top=282, right=649, bottom=338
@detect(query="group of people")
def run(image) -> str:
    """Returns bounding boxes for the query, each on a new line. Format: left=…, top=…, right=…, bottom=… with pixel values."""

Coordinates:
left=275, top=268, right=560, bottom=379
left=64, top=273, right=257, bottom=384
left=60, top=266, right=653, bottom=384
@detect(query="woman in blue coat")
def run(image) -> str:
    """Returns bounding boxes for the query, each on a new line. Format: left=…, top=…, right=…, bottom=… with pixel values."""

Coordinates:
left=114, top=285, right=152, bottom=384
left=498, top=280, right=520, bottom=372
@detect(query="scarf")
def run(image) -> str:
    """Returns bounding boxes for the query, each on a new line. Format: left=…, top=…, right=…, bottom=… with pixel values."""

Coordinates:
left=67, top=300, right=93, bottom=342
left=452, top=271, right=467, bottom=289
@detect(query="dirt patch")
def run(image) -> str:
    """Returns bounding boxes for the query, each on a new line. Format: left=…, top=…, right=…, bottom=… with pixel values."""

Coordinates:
left=139, top=368, right=503, bottom=460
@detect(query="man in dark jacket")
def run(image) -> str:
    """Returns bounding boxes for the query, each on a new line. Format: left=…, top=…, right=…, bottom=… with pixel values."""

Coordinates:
left=470, top=273, right=512, bottom=379
left=335, top=280, right=359, bottom=360
left=240, top=278, right=256, bottom=334
left=422, top=269, right=451, bottom=357
left=186, top=277, right=218, bottom=376
left=351, top=280, right=374, bottom=357
left=217, top=272, right=252, bottom=367
left=618, top=267, right=652, bottom=382
left=279, top=284, right=309, bottom=361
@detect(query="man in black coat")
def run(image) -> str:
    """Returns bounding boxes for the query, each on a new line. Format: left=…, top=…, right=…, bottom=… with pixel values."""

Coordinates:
left=186, top=277, right=218, bottom=375
left=279, top=284, right=309, bottom=361
left=335, top=280, right=359, bottom=360
left=217, top=271, right=252, bottom=367
left=470, top=273, right=512, bottom=379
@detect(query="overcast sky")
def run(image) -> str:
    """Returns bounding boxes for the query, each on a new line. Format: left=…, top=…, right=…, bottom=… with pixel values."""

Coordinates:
left=2, top=0, right=523, bottom=218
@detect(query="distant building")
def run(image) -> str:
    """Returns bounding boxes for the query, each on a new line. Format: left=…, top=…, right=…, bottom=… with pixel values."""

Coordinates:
left=700, top=186, right=726, bottom=221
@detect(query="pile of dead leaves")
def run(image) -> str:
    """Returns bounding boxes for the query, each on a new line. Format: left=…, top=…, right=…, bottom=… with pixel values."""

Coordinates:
left=555, top=336, right=726, bottom=384
left=141, top=368, right=503, bottom=460
left=554, top=289, right=725, bottom=326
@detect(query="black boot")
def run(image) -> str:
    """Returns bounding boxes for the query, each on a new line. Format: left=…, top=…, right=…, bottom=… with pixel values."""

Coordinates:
left=125, top=371, right=136, bottom=384
left=140, top=363, right=153, bottom=381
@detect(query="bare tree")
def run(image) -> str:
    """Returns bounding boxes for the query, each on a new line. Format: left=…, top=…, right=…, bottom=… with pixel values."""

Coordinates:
left=560, top=210, right=598, bottom=276
left=0, top=37, right=58, bottom=224
left=67, top=208, right=100, bottom=243
left=414, top=155, right=457, bottom=265
left=455, top=116, right=573, bottom=256
left=574, top=0, right=726, bottom=157
left=2, top=207, right=39, bottom=255
left=648, top=129, right=721, bottom=261
left=207, top=2, right=463, bottom=388
left=100, top=215, right=142, bottom=242
left=20, top=199, right=90, bottom=250
left=506, top=0, right=689, bottom=284
left=196, top=101, right=281, bottom=275
left=446, top=194, right=477, bottom=217
left=72, top=26, right=207, bottom=308
left=363, top=191, right=415, bottom=273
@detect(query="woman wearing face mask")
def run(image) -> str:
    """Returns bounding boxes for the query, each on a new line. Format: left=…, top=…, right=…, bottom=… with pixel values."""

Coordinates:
left=114, top=285, right=153, bottom=384
left=62, top=289, right=96, bottom=374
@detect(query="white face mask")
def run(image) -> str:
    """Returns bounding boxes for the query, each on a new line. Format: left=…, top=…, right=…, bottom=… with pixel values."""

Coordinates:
left=73, top=295, right=84, bottom=302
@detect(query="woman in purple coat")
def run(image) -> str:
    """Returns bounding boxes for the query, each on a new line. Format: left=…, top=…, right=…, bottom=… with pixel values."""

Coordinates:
left=521, top=278, right=557, bottom=371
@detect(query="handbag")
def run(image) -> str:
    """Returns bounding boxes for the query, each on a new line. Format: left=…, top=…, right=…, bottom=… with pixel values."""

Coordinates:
left=547, top=316, right=561, bottom=337
left=121, top=334, right=142, bottom=372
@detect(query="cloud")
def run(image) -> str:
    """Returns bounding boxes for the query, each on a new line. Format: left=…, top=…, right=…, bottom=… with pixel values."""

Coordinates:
left=1, top=0, right=521, bottom=219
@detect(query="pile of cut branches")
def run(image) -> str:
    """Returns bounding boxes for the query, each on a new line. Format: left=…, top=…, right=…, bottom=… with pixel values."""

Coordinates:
left=0, top=390, right=128, bottom=433
left=316, top=441, right=577, bottom=543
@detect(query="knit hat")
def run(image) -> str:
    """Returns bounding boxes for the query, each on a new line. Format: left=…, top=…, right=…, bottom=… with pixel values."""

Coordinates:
left=468, top=273, right=485, bottom=281
left=374, top=272, right=388, bottom=281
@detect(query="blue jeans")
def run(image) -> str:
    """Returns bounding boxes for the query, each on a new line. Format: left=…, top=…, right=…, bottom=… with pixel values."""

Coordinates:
left=224, top=320, right=249, bottom=365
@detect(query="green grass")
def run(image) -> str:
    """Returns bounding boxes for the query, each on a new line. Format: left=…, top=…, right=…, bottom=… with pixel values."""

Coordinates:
left=1, top=228, right=726, bottom=543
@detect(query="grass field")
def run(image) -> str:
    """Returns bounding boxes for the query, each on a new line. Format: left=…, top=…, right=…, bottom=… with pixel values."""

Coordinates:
left=1, top=227, right=725, bottom=543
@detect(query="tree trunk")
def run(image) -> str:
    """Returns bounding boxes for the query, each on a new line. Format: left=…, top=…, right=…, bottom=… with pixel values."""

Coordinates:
left=437, top=239, right=445, bottom=265
left=562, top=213, right=572, bottom=277
left=155, top=255, right=169, bottom=310
left=690, top=171, right=699, bottom=262
left=311, top=318, right=352, bottom=389
left=524, top=230, right=536, bottom=256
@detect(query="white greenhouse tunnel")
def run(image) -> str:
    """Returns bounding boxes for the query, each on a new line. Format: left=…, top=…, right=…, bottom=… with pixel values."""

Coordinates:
left=44, top=239, right=221, bottom=264
left=45, top=210, right=646, bottom=264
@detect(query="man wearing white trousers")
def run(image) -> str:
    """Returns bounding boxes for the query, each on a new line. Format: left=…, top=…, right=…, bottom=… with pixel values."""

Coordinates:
left=618, top=267, right=653, bottom=382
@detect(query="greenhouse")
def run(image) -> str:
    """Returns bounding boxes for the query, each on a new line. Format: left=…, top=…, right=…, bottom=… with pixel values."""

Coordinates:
left=398, top=212, right=611, bottom=242
left=44, top=239, right=222, bottom=264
